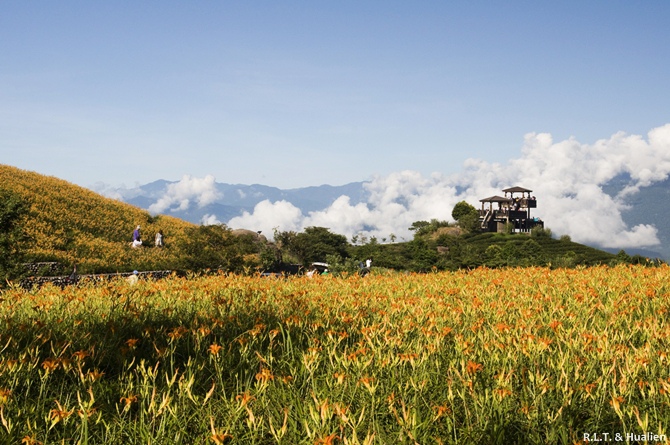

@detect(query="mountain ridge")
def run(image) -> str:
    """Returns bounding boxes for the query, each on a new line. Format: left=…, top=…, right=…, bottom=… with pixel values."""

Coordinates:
left=120, top=180, right=370, bottom=224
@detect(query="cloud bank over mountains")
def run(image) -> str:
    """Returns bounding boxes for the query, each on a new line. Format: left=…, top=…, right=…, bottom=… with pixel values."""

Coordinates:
left=229, top=124, right=670, bottom=249
left=147, top=175, right=220, bottom=214
left=227, top=171, right=460, bottom=243
left=103, top=124, right=670, bottom=250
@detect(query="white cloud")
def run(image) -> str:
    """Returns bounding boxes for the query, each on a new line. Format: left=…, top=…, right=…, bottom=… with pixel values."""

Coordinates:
left=304, top=195, right=374, bottom=236
left=228, top=200, right=304, bottom=235
left=148, top=174, right=221, bottom=214
left=224, top=124, right=670, bottom=249
left=91, top=182, right=124, bottom=201
left=201, top=214, right=222, bottom=225
left=447, top=125, right=670, bottom=248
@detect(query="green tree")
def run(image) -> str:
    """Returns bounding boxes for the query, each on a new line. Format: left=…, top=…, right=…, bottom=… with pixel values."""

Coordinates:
left=452, top=201, right=480, bottom=234
left=176, top=224, right=248, bottom=273
left=276, top=227, right=349, bottom=265
left=324, top=254, right=360, bottom=276
left=615, top=249, right=631, bottom=264
left=409, top=219, right=450, bottom=238
left=451, top=201, right=477, bottom=221
left=407, top=238, right=438, bottom=272
left=0, top=189, right=29, bottom=285
left=258, top=242, right=282, bottom=272
left=409, top=221, right=430, bottom=235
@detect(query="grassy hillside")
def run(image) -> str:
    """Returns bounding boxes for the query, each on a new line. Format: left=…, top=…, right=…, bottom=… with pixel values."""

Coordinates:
left=462, top=232, right=619, bottom=266
left=1, top=165, right=196, bottom=274
left=350, top=228, right=624, bottom=272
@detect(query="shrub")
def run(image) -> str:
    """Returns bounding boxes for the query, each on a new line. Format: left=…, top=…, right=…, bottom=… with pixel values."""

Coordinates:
left=531, top=226, right=553, bottom=238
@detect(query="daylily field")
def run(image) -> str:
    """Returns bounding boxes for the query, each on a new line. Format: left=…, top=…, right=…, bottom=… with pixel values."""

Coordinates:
left=1, top=265, right=669, bottom=444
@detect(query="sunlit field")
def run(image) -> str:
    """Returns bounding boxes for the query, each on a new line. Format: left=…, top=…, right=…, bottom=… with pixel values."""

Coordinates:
left=2, top=265, right=669, bottom=444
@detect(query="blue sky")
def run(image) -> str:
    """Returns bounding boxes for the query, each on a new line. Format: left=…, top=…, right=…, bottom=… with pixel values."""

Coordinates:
left=2, top=1, right=669, bottom=189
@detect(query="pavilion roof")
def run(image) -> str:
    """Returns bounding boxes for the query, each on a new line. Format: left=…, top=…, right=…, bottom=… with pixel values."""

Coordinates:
left=502, top=186, right=533, bottom=193
left=479, top=195, right=512, bottom=203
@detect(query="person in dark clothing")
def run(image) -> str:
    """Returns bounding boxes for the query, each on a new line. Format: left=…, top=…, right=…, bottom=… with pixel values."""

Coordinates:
left=68, top=263, right=78, bottom=284
left=131, top=225, right=142, bottom=248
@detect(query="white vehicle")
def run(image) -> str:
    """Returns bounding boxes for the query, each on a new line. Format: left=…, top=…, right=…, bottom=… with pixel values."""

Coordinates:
left=307, top=262, right=330, bottom=277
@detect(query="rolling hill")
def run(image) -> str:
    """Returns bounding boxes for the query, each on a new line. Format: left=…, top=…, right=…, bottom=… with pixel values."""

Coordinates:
left=0, top=165, right=197, bottom=274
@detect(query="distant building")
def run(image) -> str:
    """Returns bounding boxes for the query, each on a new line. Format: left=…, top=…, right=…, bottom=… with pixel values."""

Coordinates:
left=478, top=186, right=544, bottom=233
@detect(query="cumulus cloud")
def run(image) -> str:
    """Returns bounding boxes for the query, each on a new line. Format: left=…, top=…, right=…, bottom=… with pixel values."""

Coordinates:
left=228, top=200, right=304, bottom=235
left=495, top=126, right=670, bottom=248
left=301, top=173, right=461, bottom=242
left=92, top=182, right=125, bottom=201
left=201, top=214, right=222, bottom=225
left=148, top=174, right=220, bottom=214
left=226, top=123, right=670, bottom=249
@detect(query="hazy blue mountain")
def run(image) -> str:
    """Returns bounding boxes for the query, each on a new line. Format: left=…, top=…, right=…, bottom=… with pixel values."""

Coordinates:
left=211, top=182, right=368, bottom=213
left=121, top=180, right=369, bottom=224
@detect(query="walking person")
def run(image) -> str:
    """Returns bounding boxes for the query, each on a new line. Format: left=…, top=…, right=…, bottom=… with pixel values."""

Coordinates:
left=155, top=229, right=164, bottom=247
left=68, top=263, right=79, bottom=284
left=360, top=258, right=372, bottom=277
left=131, top=225, right=142, bottom=248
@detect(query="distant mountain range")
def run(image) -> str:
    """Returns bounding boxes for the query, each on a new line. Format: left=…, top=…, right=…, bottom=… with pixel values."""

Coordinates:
left=115, top=176, right=670, bottom=260
left=121, top=180, right=370, bottom=225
